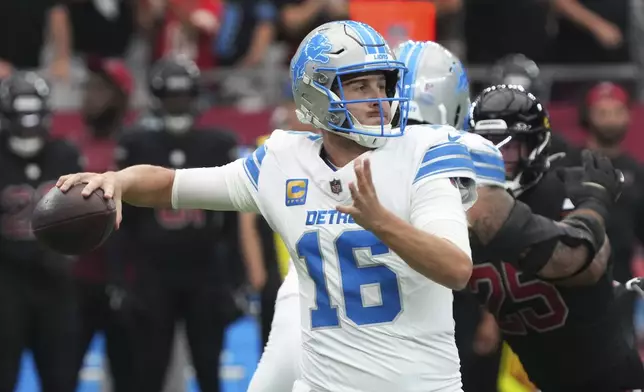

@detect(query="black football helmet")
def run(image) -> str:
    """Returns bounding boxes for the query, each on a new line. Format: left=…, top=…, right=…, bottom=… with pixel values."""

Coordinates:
left=467, top=84, right=552, bottom=196
left=0, top=72, right=51, bottom=158
left=148, top=56, right=200, bottom=134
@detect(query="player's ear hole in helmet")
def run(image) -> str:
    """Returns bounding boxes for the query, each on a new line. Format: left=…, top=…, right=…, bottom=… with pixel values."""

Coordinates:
left=290, top=21, right=410, bottom=149
left=467, top=84, right=552, bottom=196
left=0, top=71, right=51, bottom=158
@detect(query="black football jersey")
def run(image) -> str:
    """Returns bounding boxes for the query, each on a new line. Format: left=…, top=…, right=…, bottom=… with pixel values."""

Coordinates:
left=115, top=128, right=240, bottom=265
left=468, top=171, right=644, bottom=391
left=0, top=139, right=82, bottom=266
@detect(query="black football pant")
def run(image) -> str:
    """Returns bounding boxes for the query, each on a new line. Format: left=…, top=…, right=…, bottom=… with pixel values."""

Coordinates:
left=453, top=291, right=501, bottom=392
left=73, top=280, right=136, bottom=392
left=132, top=267, right=233, bottom=392
left=541, top=351, right=644, bottom=392
left=0, top=265, right=79, bottom=392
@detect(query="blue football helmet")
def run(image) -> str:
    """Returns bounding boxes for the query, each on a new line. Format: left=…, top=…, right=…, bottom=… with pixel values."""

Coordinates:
left=290, top=21, right=409, bottom=148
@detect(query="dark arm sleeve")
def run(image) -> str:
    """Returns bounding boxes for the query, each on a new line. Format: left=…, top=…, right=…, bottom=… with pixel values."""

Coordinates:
left=472, top=200, right=603, bottom=276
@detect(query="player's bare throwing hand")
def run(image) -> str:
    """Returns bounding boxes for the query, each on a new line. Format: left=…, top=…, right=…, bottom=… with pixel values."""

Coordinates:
left=57, top=171, right=125, bottom=227
left=337, top=158, right=389, bottom=231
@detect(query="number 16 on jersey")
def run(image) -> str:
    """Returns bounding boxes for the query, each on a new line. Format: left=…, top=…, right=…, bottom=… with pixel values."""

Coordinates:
left=296, top=229, right=403, bottom=329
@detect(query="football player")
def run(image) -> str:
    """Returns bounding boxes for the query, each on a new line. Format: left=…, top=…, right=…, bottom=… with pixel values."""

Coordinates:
left=112, top=56, right=242, bottom=392
left=466, top=85, right=644, bottom=391
left=399, top=41, right=643, bottom=391
left=58, top=21, right=481, bottom=392
left=0, top=72, right=83, bottom=392
left=246, top=39, right=501, bottom=392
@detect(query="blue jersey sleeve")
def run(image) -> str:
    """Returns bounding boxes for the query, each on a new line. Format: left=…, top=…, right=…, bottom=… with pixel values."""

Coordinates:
left=242, top=144, right=268, bottom=190
left=413, top=142, right=476, bottom=184
left=469, top=145, right=506, bottom=187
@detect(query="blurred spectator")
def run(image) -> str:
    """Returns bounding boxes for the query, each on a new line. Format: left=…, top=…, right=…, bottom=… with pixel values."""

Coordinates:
left=0, top=1, right=71, bottom=79
left=276, top=0, right=348, bottom=60
left=66, top=0, right=136, bottom=58
left=552, top=0, right=630, bottom=63
left=483, top=54, right=574, bottom=158
left=214, top=0, right=276, bottom=67
left=433, top=0, right=465, bottom=58
left=116, top=57, right=241, bottom=392
left=70, top=58, right=135, bottom=392
left=152, top=0, right=222, bottom=70
left=488, top=54, right=547, bottom=98
left=565, top=82, right=644, bottom=283
left=0, top=72, right=81, bottom=392
left=464, top=0, right=551, bottom=64
left=81, top=58, right=133, bottom=142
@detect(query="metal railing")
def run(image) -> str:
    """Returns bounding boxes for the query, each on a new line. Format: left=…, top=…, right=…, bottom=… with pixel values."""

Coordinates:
left=49, top=63, right=643, bottom=111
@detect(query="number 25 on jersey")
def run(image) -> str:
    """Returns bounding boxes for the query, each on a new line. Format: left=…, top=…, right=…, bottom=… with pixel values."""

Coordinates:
left=296, top=229, right=402, bottom=329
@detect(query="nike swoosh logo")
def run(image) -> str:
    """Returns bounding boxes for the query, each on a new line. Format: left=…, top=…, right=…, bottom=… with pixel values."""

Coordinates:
left=448, top=134, right=462, bottom=142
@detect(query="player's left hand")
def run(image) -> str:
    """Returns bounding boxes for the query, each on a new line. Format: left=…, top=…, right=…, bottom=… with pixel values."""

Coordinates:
left=557, top=149, right=624, bottom=220
left=336, top=158, right=392, bottom=232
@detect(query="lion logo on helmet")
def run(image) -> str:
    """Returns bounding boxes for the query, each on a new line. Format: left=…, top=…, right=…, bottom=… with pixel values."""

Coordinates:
left=291, top=33, right=333, bottom=85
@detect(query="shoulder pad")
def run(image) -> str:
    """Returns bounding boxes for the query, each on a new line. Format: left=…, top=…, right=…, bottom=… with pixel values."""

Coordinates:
left=460, top=133, right=506, bottom=188
left=263, top=129, right=321, bottom=152
left=403, top=123, right=467, bottom=147
left=406, top=126, right=476, bottom=186
left=401, top=125, right=479, bottom=207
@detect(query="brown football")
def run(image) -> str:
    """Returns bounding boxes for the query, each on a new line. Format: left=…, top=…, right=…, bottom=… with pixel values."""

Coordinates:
left=31, top=183, right=116, bottom=255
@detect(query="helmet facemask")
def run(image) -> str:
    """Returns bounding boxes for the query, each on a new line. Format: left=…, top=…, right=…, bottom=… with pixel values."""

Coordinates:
left=297, top=63, right=408, bottom=148
left=149, top=57, right=200, bottom=135
left=3, top=95, right=50, bottom=158
left=474, top=119, right=551, bottom=196
left=156, top=93, right=196, bottom=135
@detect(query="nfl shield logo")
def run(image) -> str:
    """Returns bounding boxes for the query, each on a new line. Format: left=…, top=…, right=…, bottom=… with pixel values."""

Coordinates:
left=329, top=179, right=342, bottom=195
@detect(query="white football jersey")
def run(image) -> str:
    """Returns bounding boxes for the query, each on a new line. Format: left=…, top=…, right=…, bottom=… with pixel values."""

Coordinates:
left=277, top=127, right=505, bottom=301
left=174, top=125, right=478, bottom=392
